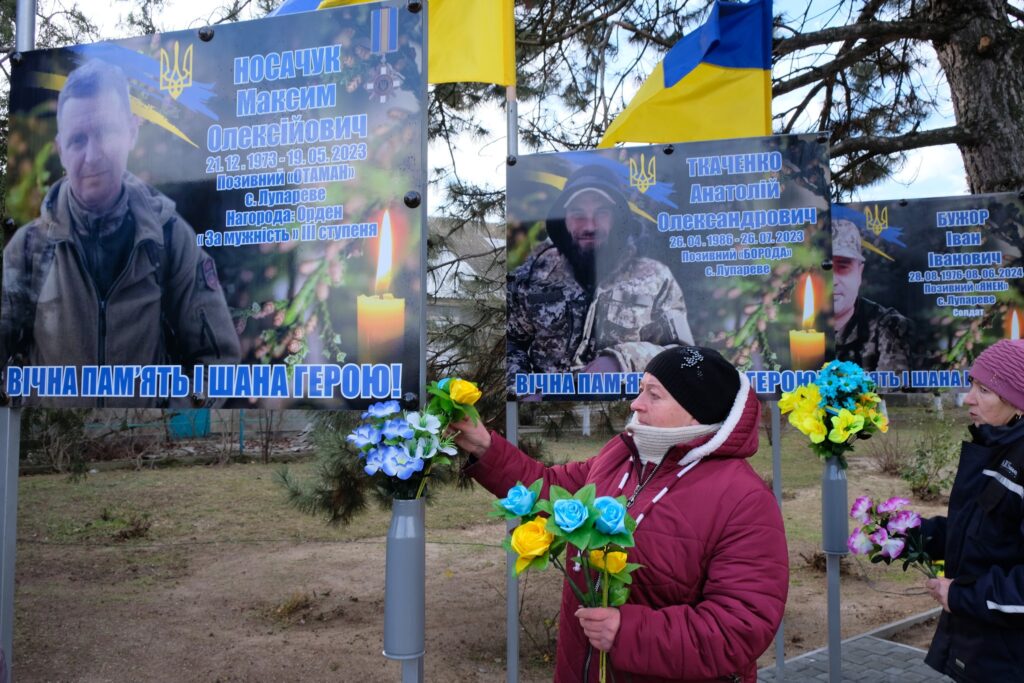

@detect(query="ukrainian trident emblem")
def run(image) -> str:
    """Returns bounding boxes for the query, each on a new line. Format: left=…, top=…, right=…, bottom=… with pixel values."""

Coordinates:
left=159, top=41, right=193, bottom=99
left=629, top=154, right=656, bottom=194
left=864, top=205, right=888, bottom=236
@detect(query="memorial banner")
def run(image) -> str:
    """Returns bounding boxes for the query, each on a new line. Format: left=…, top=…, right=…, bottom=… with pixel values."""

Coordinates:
left=3, top=2, right=426, bottom=409
left=506, top=134, right=831, bottom=400
left=835, top=194, right=1024, bottom=390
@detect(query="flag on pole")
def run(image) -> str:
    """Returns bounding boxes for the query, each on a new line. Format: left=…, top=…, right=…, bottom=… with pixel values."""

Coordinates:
left=273, top=0, right=516, bottom=86
left=598, top=0, right=772, bottom=147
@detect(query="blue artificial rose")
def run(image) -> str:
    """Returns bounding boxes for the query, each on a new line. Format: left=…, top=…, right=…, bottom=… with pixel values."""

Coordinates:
left=499, top=485, right=537, bottom=517
left=553, top=499, right=589, bottom=533
left=593, top=497, right=627, bottom=535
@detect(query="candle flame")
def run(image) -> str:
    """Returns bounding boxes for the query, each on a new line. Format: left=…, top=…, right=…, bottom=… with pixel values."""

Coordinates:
left=1013, top=310, right=1021, bottom=340
left=801, top=274, right=816, bottom=329
left=374, top=211, right=393, bottom=294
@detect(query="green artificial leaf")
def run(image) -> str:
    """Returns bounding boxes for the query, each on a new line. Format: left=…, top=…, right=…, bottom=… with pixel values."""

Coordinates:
left=432, top=456, right=451, bottom=466
left=535, top=499, right=553, bottom=515
left=526, top=553, right=550, bottom=574
left=565, top=525, right=594, bottom=551
left=544, top=515, right=566, bottom=539
left=575, top=484, right=597, bottom=507
left=608, top=583, right=630, bottom=607
left=463, top=404, right=481, bottom=425
left=549, top=485, right=572, bottom=503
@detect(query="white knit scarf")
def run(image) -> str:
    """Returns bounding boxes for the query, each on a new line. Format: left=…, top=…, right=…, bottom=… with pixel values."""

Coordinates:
left=625, top=414, right=722, bottom=465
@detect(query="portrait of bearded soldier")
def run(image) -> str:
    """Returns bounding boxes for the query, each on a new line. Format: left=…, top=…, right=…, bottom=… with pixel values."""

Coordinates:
left=506, top=164, right=694, bottom=394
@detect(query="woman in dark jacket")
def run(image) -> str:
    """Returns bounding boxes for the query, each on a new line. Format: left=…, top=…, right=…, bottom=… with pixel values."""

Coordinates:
left=922, top=339, right=1024, bottom=682
left=454, top=346, right=788, bottom=682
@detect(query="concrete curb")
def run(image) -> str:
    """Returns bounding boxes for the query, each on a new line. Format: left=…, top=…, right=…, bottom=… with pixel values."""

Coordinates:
left=857, top=607, right=941, bottom=642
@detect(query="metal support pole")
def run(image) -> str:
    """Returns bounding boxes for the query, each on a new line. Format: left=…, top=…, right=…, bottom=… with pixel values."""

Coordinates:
left=821, top=457, right=849, bottom=683
left=3, top=5, right=35, bottom=679
left=15, top=0, right=36, bottom=53
left=504, top=63, right=520, bottom=683
left=504, top=402, right=519, bottom=683
left=1, top=408, right=23, bottom=683
left=770, top=402, right=785, bottom=681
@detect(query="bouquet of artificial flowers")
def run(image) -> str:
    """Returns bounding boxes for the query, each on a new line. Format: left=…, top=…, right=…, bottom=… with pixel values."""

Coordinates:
left=847, top=495, right=938, bottom=578
left=345, top=377, right=481, bottom=499
left=779, top=361, right=889, bottom=468
left=492, top=479, right=641, bottom=682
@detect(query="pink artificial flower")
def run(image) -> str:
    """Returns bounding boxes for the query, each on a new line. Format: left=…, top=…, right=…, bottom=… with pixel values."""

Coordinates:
left=879, top=535, right=906, bottom=559
left=887, top=510, right=922, bottom=535
left=877, top=497, right=911, bottom=514
left=869, top=527, right=889, bottom=546
left=847, top=527, right=874, bottom=555
left=850, top=496, right=874, bottom=524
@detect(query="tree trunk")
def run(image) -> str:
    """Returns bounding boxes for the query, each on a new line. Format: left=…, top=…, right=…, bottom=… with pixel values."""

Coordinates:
left=931, top=0, right=1024, bottom=193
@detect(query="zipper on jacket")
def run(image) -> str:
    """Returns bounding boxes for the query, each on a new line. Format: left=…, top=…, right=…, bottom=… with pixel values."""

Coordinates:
left=96, top=298, right=107, bottom=408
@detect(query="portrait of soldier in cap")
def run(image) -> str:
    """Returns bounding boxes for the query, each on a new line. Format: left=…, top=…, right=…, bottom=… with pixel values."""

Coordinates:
left=832, top=215, right=912, bottom=373
left=0, top=60, right=240, bottom=406
left=506, top=164, right=694, bottom=393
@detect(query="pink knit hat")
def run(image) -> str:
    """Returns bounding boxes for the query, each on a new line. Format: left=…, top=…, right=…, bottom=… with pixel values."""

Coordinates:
left=970, top=339, right=1024, bottom=412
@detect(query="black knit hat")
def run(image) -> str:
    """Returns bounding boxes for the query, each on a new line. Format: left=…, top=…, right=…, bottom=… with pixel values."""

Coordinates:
left=644, top=346, right=740, bottom=424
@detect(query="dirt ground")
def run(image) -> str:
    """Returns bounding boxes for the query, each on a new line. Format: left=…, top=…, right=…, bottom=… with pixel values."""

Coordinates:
left=9, top=452, right=949, bottom=683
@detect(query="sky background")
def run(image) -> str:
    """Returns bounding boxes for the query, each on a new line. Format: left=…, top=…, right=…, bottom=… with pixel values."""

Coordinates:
left=83, top=0, right=969, bottom=214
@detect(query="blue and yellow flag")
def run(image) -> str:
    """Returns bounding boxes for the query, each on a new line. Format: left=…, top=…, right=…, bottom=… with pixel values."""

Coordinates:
left=599, top=0, right=772, bottom=147
left=273, top=0, right=515, bottom=86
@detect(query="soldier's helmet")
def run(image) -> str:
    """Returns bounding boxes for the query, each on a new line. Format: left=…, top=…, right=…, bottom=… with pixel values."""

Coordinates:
left=831, top=207, right=865, bottom=262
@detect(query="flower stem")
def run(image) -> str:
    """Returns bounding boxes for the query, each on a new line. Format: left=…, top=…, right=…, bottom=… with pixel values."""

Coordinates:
left=600, top=566, right=610, bottom=683
left=414, top=461, right=433, bottom=500
left=551, top=556, right=589, bottom=606
left=580, top=551, right=597, bottom=607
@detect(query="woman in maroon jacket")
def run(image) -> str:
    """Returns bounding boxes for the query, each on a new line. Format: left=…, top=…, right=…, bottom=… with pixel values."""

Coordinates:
left=454, top=346, right=788, bottom=682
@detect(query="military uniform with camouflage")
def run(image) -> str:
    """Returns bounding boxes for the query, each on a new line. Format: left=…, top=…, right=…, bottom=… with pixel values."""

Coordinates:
left=832, top=215, right=912, bottom=373
left=507, top=165, right=693, bottom=392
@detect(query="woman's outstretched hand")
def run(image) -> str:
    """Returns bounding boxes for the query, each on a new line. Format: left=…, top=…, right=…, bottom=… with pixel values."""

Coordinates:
left=449, top=417, right=491, bottom=456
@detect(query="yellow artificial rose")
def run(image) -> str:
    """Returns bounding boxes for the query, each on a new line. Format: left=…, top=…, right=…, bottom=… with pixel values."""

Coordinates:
left=511, top=518, right=554, bottom=574
left=828, top=409, right=865, bottom=443
left=589, top=549, right=628, bottom=574
left=449, top=379, right=482, bottom=405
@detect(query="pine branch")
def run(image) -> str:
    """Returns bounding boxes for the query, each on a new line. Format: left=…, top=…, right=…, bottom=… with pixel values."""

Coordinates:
left=774, top=19, right=950, bottom=57
left=831, top=125, right=975, bottom=158
left=774, top=38, right=888, bottom=96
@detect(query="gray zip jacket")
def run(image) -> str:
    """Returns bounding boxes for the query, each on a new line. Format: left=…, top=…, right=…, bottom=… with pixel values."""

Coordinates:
left=1, top=173, right=240, bottom=406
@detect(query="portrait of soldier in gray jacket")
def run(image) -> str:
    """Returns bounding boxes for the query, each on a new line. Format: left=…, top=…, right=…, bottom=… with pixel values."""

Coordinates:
left=1, top=60, right=240, bottom=406
left=507, top=164, right=694, bottom=396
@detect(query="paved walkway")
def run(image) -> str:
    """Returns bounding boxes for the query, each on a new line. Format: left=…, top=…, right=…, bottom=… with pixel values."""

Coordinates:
left=757, top=635, right=952, bottom=681
left=757, top=609, right=953, bottom=682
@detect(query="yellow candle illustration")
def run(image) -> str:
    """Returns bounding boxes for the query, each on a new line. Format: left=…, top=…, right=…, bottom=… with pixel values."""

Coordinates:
left=357, top=211, right=405, bottom=363
left=789, top=273, right=825, bottom=370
